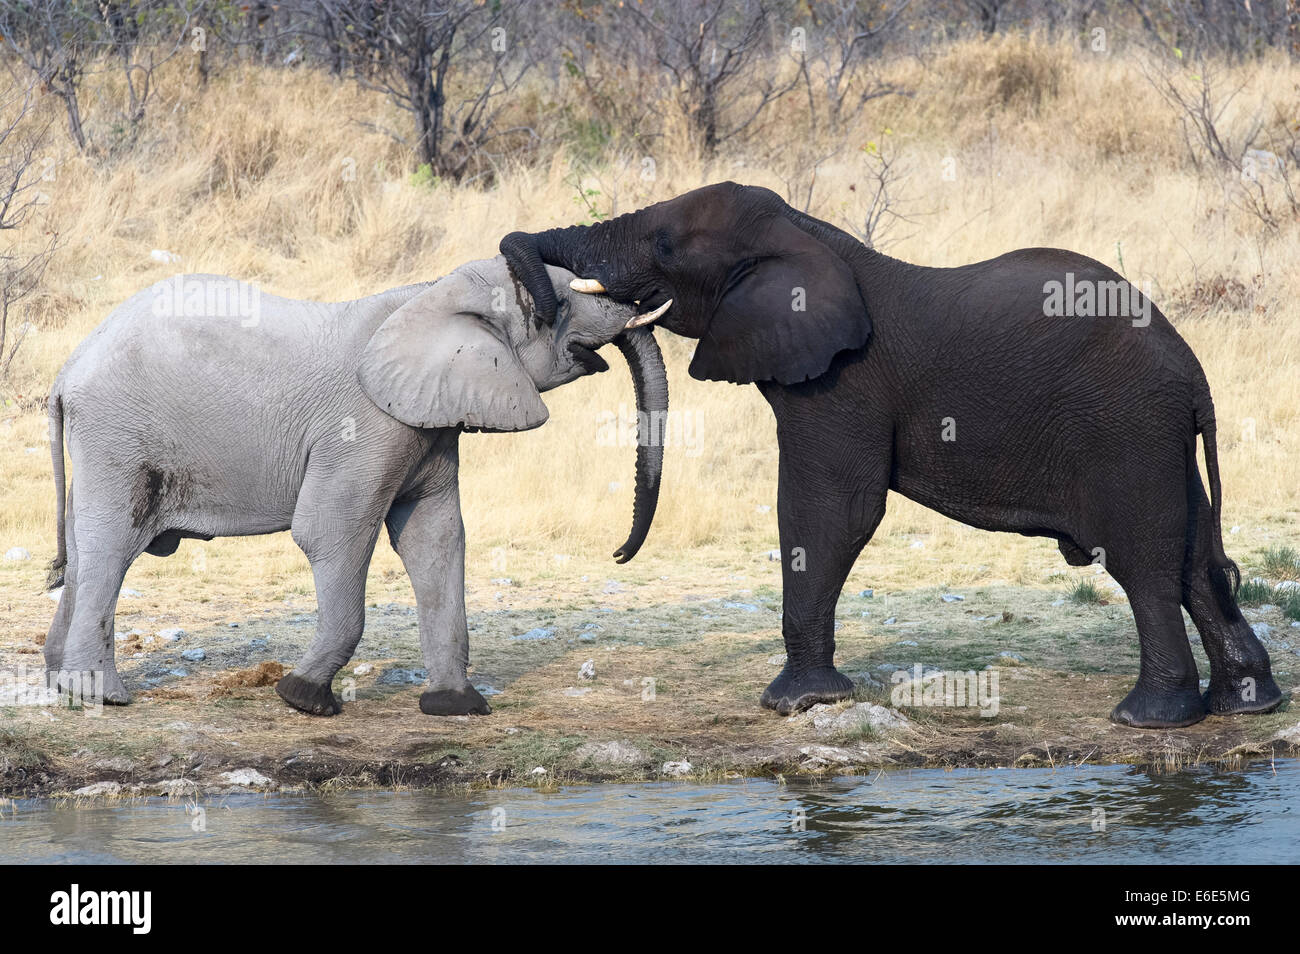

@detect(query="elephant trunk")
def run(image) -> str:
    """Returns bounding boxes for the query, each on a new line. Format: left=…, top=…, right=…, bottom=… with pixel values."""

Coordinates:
left=612, top=327, right=667, bottom=564
left=501, top=220, right=617, bottom=324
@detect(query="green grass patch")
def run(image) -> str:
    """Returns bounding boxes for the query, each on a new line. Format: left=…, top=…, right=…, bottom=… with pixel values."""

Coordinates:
left=1261, top=546, right=1300, bottom=579
left=1237, top=578, right=1274, bottom=606
left=1275, top=586, right=1300, bottom=621
left=1067, top=579, right=1104, bottom=605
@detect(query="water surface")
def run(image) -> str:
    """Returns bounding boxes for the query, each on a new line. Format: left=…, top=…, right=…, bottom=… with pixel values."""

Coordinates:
left=3, top=759, right=1295, bottom=863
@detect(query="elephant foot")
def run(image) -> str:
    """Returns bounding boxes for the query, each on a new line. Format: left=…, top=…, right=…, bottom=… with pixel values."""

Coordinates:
left=1109, top=683, right=1207, bottom=728
left=420, top=683, right=491, bottom=717
left=1202, top=675, right=1284, bottom=717
left=761, top=665, right=854, bottom=716
left=275, top=671, right=341, bottom=716
left=49, top=666, right=131, bottom=707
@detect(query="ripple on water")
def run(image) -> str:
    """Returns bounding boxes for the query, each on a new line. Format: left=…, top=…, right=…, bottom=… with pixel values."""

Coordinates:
left=2, top=760, right=1296, bottom=863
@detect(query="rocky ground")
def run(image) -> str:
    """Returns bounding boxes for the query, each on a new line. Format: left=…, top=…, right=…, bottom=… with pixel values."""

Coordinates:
left=3, top=548, right=1298, bottom=800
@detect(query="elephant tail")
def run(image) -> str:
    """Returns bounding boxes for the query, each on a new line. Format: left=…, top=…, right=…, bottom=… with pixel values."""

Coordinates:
left=47, top=389, right=67, bottom=590
left=1193, top=380, right=1239, bottom=601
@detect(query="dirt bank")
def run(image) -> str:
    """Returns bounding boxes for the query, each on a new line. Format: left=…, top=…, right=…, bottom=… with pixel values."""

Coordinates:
left=3, top=551, right=1297, bottom=799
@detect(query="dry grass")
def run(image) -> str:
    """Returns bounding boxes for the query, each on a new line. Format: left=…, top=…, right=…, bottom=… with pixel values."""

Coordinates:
left=1, top=38, right=1297, bottom=598
left=1, top=39, right=1298, bottom=790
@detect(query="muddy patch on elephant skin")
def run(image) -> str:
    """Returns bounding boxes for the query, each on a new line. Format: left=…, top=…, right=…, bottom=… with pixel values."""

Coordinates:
left=129, top=463, right=196, bottom=528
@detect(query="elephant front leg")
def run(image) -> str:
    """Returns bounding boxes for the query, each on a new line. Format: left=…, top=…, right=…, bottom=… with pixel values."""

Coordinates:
left=385, top=480, right=490, bottom=717
left=276, top=478, right=391, bottom=716
left=761, top=442, right=888, bottom=715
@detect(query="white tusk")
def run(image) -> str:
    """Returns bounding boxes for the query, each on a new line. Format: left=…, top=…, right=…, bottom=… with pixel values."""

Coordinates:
left=625, top=298, right=672, bottom=329
left=570, top=277, right=606, bottom=294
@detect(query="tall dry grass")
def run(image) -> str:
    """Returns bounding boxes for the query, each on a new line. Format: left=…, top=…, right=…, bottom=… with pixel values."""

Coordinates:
left=1, top=35, right=1298, bottom=608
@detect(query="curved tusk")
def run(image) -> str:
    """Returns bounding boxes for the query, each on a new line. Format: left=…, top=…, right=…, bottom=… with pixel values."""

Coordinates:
left=570, top=277, right=606, bottom=294
left=625, top=298, right=672, bottom=329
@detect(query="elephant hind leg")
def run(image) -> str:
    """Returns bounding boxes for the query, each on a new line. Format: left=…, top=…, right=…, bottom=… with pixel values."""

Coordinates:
left=44, top=481, right=76, bottom=672
left=56, top=535, right=140, bottom=707
left=1182, top=487, right=1282, bottom=716
left=1105, top=534, right=1207, bottom=728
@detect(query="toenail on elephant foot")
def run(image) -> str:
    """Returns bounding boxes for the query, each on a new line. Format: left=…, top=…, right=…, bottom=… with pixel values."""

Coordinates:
left=275, top=672, right=341, bottom=716
left=761, top=665, right=855, bottom=716
left=1202, top=675, right=1284, bottom=717
left=1109, top=683, right=1207, bottom=728
left=420, top=684, right=491, bottom=716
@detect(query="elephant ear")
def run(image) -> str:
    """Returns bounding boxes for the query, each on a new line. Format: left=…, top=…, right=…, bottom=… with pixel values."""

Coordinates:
left=688, top=212, right=870, bottom=386
left=358, top=284, right=548, bottom=432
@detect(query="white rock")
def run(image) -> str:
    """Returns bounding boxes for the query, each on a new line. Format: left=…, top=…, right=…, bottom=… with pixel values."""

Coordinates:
left=767, top=654, right=787, bottom=666
left=941, top=593, right=964, bottom=602
left=765, top=549, right=782, bottom=561
left=3, top=547, right=30, bottom=561
left=47, top=587, right=63, bottom=603
left=157, top=627, right=185, bottom=642
left=812, top=702, right=911, bottom=735
left=120, top=587, right=142, bottom=598
left=218, top=768, right=273, bottom=788
left=661, top=760, right=693, bottom=777
left=579, top=659, right=596, bottom=680
left=153, top=779, right=198, bottom=797
left=798, top=744, right=861, bottom=766
left=73, top=781, right=122, bottom=797
left=353, top=663, right=374, bottom=676
left=530, top=766, right=547, bottom=776
left=562, top=687, right=592, bottom=697
left=574, top=740, right=646, bottom=765
left=1273, top=723, right=1300, bottom=746
left=150, top=248, right=181, bottom=263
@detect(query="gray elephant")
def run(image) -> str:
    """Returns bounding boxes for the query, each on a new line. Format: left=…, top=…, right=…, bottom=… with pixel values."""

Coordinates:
left=43, top=257, right=670, bottom=717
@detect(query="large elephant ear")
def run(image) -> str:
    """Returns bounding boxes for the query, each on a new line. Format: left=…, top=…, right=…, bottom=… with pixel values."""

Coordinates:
left=358, top=283, right=549, bottom=432
left=688, top=209, right=871, bottom=386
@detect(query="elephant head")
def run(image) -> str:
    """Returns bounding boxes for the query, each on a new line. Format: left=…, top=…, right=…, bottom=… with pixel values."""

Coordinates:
left=358, top=255, right=669, bottom=563
left=499, top=182, right=872, bottom=386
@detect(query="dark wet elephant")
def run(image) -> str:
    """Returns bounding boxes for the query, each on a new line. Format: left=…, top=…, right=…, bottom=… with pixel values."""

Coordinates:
left=499, top=180, right=1282, bottom=728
